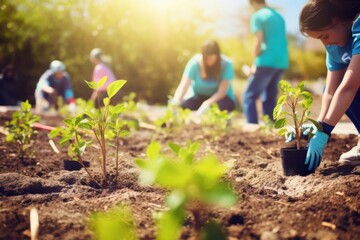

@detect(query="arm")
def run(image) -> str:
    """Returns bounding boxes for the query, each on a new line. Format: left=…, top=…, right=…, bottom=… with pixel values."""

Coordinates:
left=317, top=69, right=345, bottom=122
left=323, top=54, right=360, bottom=126
left=253, top=31, right=263, bottom=57
left=202, top=80, right=229, bottom=106
left=173, top=76, right=191, bottom=103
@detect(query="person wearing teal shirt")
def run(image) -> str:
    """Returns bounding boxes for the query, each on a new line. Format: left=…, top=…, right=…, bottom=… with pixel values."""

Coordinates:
left=172, top=40, right=236, bottom=114
left=242, top=0, right=289, bottom=124
left=297, top=0, right=360, bottom=172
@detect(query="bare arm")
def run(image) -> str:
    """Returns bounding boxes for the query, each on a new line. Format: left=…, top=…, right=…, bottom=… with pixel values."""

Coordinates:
left=317, top=69, right=345, bottom=121
left=253, top=31, right=263, bottom=57
left=323, top=54, right=360, bottom=126
left=173, top=76, right=191, bottom=103
left=202, top=80, right=230, bottom=106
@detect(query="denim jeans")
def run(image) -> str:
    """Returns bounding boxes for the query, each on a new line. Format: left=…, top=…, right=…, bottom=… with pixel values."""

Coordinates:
left=344, top=88, right=360, bottom=133
left=181, top=95, right=236, bottom=112
left=242, top=67, right=284, bottom=124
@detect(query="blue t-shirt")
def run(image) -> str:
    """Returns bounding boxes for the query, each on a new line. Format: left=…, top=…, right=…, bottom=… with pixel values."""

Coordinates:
left=325, top=17, right=360, bottom=71
left=182, top=54, right=236, bottom=102
left=251, top=7, right=289, bottom=69
left=35, top=69, right=74, bottom=101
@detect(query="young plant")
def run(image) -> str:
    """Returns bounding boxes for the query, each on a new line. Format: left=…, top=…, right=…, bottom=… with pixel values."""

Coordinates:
left=154, top=104, right=191, bottom=131
left=200, top=104, right=236, bottom=139
left=49, top=115, right=95, bottom=183
left=273, top=80, right=321, bottom=149
left=136, top=141, right=237, bottom=240
left=89, top=204, right=137, bottom=240
left=84, top=76, right=127, bottom=185
left=5, top=100, right=40, bottom=160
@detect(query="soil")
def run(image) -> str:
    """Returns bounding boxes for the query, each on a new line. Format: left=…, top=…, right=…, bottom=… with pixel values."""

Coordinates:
left=0, top=109, right=359, bottom=240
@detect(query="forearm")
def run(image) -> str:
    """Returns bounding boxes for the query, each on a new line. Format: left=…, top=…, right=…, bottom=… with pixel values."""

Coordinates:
left=317, top=92, right=333, bottom=122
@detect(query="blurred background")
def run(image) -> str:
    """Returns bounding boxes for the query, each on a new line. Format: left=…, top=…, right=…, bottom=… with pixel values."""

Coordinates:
left=0, top=0, right=326, bottom=105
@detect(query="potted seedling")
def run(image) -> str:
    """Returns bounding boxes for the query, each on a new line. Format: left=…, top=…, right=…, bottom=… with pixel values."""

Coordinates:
left=273, top=80, right=321, bottom=176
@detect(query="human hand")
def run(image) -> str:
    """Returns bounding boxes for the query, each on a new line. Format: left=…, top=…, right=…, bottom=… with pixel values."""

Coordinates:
left=305, top=130, right=329, bottom=171
left=285, top=125, right=316, bottom=143
left=196, top=102, right=210, bottom=115
left=68, top=102, right=76, bottom=115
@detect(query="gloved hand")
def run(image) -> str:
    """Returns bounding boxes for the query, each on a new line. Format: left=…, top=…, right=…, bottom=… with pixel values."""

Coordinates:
left=305, top=130, right=329, bottom=171
left=286, top=125, right=315, bottom=143
left=68, top=102, right=76, bottom=115
left=196, top=102, right=210, bottom=115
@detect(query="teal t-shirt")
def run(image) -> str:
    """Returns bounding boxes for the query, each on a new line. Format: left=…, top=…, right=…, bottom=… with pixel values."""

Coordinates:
left=182, top=54, right=236, bottom=102
left=251, top=7, right=289, bottom=69
left=325, top=17, right=360, bottom=71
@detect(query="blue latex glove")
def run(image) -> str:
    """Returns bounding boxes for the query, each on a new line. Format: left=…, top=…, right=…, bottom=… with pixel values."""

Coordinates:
left=285, top=125, right=315, bottom=143
left=305, top=131, right=329, bottom=171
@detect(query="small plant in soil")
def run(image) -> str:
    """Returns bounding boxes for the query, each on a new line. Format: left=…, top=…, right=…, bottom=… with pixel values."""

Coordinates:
left=5, top=100, right=40, bottom=160
left=83, top=76, right=127, bottom=185
left=136, top=141, right=237, bottom=240
left=200, top=104, right=236, bottom=139
left=89, top=204, right=137, bottom=240
left=154, top=104, right=191, bottom=131
left=49, top=115, right=95, bottom=181
left=273, top=80, right=321, bottom=149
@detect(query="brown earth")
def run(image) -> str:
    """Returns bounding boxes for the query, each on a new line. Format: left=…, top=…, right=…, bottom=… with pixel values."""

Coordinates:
left=0, top=110, right=359, bottom=240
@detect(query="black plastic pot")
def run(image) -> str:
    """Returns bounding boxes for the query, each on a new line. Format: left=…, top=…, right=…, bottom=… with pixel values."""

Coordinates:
left=63, top=160, right=90, bottom=171
left=280, top=147, right=314, bottom=176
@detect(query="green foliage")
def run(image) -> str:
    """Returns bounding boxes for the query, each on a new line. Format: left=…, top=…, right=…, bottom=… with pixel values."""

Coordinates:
left=200, top=104, right=237, bottom=139
left=89, top=204, right=137, bottom=240
left=259, top=114, right=275, bottom=134
left=5, top=100, right=40, bottom=159
left=273, top=80, right=321, bottom=149
left=136, top=141, right=237, bottom=240
left=83, top=77, right=128, bottom=184
left=154, top=104, right=191, bottom=131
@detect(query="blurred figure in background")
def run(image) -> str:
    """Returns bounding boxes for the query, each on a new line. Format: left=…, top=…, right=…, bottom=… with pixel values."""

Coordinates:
left=242, top=0, right=289, bottom=124
left=89, top=48, right=116, bottom=107
left=35, top=60, right=76, bottom=114
left=171, top=40, right=236, bottom=114
left=0, top=64, right=19, bottom=106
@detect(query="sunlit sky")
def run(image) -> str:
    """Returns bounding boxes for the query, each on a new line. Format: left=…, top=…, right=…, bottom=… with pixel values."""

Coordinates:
left=196, top=0, right=309, bottom=37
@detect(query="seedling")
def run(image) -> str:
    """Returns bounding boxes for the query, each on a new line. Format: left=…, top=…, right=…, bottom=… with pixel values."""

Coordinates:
left=259, top=114, right=275, bottom=134
left=273, top=80, right=321, bottom=149
left=89, top=204, right=137, bottom=240
left=200, top=104, right=236, bottom=139
left=83, top=76, right=127, bottom=185
left=49, top=115, right=95, bottom=183
left=5, top=100, right=40, bottom=160
left=136, top=141, right=237, bottom=240
left=154, top=104, right=191, bottom=132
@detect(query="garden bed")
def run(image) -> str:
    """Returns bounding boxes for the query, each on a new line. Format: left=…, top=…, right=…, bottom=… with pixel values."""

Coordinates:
left=0, top=111, right=359, bottom=240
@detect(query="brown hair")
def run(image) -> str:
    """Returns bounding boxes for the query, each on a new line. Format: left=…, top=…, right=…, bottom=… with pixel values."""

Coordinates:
left=201, top=40, right=221, bottom=80
left=300, top=0, right=360, bottom=34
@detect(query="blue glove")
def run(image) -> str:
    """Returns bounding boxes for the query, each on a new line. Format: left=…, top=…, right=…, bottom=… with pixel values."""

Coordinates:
left=305, top=131, right=329, bottom=171
left=285, top=125, right=315, bottom=143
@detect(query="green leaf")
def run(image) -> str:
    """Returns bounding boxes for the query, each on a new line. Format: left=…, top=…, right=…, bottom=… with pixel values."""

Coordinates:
left=97, top=76, right=108, bottom=89
left=274, top=118, right=286, bottom=129
left=168, top=142, right=180, bottom=155
left=84, top=80, right=97, bottom=90
left=146, top=142, right=161, bottom=160
left=107, top=80, right=127, bottom=99
left=201, top=183, right=237, bottom=207
left=103, top=97, right=110, bottom=106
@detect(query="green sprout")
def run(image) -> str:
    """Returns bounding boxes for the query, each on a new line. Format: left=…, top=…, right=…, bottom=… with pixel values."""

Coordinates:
left=154, top=104, right=191, bottom=132
left=136, top=141, right=237, bottom=240
left=89, top=204, right=137, bottom=240
left=84, top=76, right=127, bottom=185
left=273, top=80, right=321, bottom=149
left=5, top=100, right=40, bottom=160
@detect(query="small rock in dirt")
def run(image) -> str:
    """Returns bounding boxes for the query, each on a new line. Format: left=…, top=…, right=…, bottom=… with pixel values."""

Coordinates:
left=260, top=231, right=278, bottom=240
left=257, top=162, right=268, bottom=169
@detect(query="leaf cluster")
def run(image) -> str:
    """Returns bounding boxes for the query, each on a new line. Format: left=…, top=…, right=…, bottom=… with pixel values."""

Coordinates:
left=5, top=100, right=40, bottom=159
left=273, top=80, right=320, bottom=149
left=136, top=141, right=237, bottom=240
